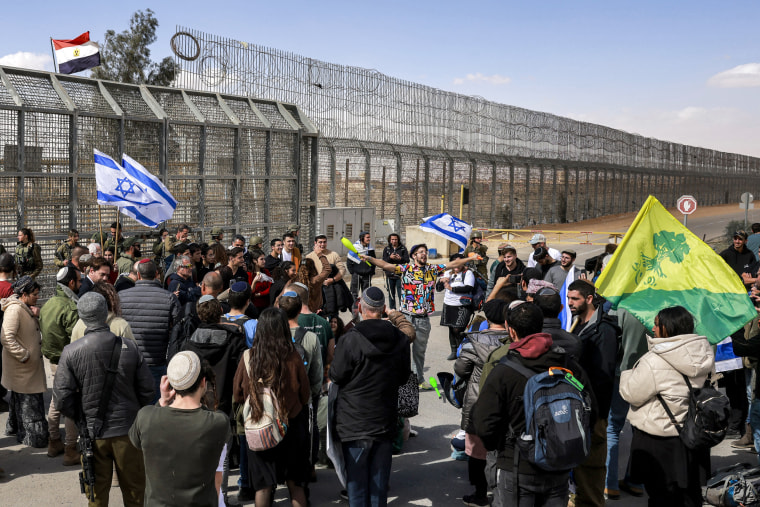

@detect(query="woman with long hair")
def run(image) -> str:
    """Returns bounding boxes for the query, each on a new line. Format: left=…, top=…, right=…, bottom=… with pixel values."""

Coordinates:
left=210, top=243, right=227, bottom=270
left=70, top=282, right=134, bottom=342
left=232, top=307, right=310, bottom=507
left=1, top=275, right=47, bottom=447
left=620, top=306, right=713, bottom=506
left=295, top=255, right=330, bottom=313
left=15, top=228, right=42, bottom=279
left=250, top=251, right=273, bottom=311
left=330, top=315, right=346, bottom=345
left=269, top=261, right=297, bottom=306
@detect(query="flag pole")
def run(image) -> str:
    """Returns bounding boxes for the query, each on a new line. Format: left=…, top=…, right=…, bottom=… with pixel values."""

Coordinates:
left=98, top=205, right=104, bottom=249
left=49, top=38, right=58, bottom=73
left=115, top=206, right=120, bottom=259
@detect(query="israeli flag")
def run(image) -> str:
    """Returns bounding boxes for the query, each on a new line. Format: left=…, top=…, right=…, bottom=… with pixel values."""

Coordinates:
left=559, top=266, right=574, bottom=331
left=94, top=150, right=177, bottom=228
left=419, top=213, right=472, bottom=251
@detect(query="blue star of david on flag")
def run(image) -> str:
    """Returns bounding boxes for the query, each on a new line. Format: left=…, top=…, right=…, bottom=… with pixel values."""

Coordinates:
left=419, top=213, right=473, bottom=251
left=115, top=177, right=138, bottom=198
left=94, top=149, right=177, bottom=228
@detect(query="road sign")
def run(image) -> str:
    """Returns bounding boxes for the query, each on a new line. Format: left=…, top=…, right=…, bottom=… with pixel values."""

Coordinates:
left=741, top=192, right=754, bottom=205
left=677, top=195, right=697, bottom=215
left=741, top=192, right=754, bottom=228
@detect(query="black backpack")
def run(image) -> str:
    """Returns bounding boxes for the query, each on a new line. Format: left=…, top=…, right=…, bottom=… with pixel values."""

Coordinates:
left=657, top=374, right=730, bottom=450
left=292, top=327, right=308, bottom=367
left=166, top=302, right=200, bottom=362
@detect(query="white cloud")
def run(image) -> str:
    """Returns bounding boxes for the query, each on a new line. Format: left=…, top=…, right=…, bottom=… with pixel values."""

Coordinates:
left=0, top=52, right=54, bottom=72
left=708, top=63, right=760, bottom=88
left=453, top=73, right=511, bottom=86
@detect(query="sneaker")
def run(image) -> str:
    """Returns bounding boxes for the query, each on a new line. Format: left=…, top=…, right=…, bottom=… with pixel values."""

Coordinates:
left=462, top=493, right=489, bottom=506
left=618, top=480, right=644, bottom=497
left=604, top=488, right=620, bottom=500
left=418, top=382, right=434, bottom=391
left=47, top=437, right=64, bottom=458
left=450, top=449, right=468, bottom=461
left=339, top=489, right=349, bottom=501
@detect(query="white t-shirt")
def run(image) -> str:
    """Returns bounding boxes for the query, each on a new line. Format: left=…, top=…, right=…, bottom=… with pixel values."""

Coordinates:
left=443, top=269, right=476, bottom=307
left=282, top=250, right=293, bottom=262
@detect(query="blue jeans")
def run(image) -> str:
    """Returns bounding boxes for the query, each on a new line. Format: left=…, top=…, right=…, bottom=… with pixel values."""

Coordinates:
left=238, top=435, right=250, bottom=488
left=385, top=278, right=402, bottom=310
left=405, top=315, right=431, bottom=382
left=342, top=438, right=393, bottom=507
left=750, top=399, right=760, bottom=461
left=606, top=377, right=642, bottom=491
left=148, top=365, right=167, bottom=404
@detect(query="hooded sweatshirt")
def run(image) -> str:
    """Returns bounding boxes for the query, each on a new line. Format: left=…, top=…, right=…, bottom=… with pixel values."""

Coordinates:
left=330, top=318, right=411, bottom=441
left=619, top=333, right=713, bottom=437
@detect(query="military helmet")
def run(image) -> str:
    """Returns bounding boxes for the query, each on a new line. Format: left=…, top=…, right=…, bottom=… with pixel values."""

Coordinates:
left=471, top=231, right=483, bottom=239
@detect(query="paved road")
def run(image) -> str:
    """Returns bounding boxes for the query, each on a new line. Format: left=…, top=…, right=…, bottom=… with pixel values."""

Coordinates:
left=2, top=203, right=759, bottom=506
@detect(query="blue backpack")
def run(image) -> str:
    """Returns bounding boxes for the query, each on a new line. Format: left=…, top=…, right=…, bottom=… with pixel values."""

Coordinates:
left=500, top=355, right=592, bottom=472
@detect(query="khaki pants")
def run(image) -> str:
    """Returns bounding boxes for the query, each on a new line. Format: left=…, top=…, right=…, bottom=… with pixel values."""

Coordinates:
left=86, top=435, right=145, bottom=507
left=47, top=362, right=77, bottom=446
left=573, top=418, right=608, bottom=507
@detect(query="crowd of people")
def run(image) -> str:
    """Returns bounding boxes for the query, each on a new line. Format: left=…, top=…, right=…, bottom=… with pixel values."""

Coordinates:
left=0, top=221, right=759, bottom=507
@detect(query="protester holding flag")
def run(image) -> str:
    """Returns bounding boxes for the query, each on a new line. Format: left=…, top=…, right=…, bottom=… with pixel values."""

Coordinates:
left=360, top=244, right=474, bottom=390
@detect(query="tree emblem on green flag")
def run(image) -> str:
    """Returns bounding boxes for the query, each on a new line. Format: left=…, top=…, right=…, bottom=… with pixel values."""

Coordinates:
left=633, top=231, right=691, bottom=286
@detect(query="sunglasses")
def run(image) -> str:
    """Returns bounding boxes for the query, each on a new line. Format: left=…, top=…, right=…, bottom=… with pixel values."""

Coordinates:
left=181, top=264, right=194, bottom=268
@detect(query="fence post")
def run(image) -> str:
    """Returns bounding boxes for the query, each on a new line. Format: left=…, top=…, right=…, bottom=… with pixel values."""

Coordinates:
left=69, top=112, right=78, bottom=230
left=233, top=127, right=242, bottom=233
left=198, top=125, right=207, bottom=234
left=17, top=109, right=25, bottom=230
left=524, top=163, right=531, bottom=227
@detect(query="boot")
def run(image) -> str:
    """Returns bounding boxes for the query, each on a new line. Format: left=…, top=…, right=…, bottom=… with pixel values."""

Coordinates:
left=447, top=330, right=460, bottom=360
left=47, top=437, right=64, bottom=458
left=731, top=423, right=755, bottom=449
left=62, top=444, right=80, bottom=466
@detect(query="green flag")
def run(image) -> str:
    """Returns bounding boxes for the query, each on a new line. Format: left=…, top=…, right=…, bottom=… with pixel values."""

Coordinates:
left=596, top=195, right=755, bottom=344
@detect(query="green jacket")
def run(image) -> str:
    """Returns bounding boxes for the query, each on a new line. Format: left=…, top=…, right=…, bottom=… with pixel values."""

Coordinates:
left=54, top=241, right=80, bottom=268
left=116, top=253, right=136, bottom=275
left=464, top=243, right=489, bottom=278
left=104, top=237, right=124, bottom=257
left=39, top=284, right=79, bottom=364
left=15, top=242, right=43, bottom=279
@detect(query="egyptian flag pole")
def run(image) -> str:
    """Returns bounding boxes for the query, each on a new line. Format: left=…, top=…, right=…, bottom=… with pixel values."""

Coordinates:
left=51, top=32, right=100, bottom=75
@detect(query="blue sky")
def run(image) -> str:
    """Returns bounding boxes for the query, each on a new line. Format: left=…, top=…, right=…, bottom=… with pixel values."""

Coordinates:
left=2, top=1, right=758, bottom=156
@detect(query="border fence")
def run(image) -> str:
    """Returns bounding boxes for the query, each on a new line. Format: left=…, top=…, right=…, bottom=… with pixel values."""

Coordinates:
left=172, top=26, right=760, bottom=231
left=0, top=65, right=318, bottom=295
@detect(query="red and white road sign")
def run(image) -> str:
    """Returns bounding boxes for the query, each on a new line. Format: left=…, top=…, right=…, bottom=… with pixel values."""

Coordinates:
left=677, top=195, right=697, bottom=215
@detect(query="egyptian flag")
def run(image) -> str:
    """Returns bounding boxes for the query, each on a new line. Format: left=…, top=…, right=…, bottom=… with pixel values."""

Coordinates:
left=52, top=32, right=100, bottom=74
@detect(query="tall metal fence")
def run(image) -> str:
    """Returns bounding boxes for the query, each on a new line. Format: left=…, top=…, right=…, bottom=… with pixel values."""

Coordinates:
left=0, top=65, right=318, bottom=295
left=172, top=27, right=760, bottom=230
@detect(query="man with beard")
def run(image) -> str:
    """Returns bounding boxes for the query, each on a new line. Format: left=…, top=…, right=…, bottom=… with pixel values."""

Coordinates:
left=532, top=247, right=559, bottom=279
left=567, top=280, right=620, bottom=507
left=545, top=249, right=585, bottom=290
left=116, top=237, right=142, bottom=275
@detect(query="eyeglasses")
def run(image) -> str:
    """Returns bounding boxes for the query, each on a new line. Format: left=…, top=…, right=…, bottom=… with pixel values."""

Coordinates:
left=181, top=264, right=194, bottom=269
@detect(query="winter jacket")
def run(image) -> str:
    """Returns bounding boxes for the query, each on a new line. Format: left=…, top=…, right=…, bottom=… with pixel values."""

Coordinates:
left=542, top=317, right=582, bottom=360
left=120, top=280, right=181, bottom=366
left=571, top=307, right=621, bottom=416
left=472, top=333, right=596, bottom=474
left=620, top=333, right=713, bottom=437
left=39, top=283, right=79, bottom=365
left=167, top=273, right=201, bottom=306
left=264, top=254, right=281, bottom=273
left=329, top=318, right=410, bottom=442
left=182, top=323, right=247, bottom=416
left=321, top=265, right=353, bottom=316
left=0, top=295, right=46, bottom=394
left=454, top=329, right=507, bottom=431
left=382, top=244, right=409, bottom=280
left=116, top=253, right=136, bottom=275
left=53, top=325, right=155, bottom=439
left=732, top=317, right=760, bottom=399
left=304, top=254, right=331, bottom=313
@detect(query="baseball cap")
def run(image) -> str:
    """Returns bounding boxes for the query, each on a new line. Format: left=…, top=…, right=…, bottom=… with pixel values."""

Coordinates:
left=529, top=233, right=546, bottom=245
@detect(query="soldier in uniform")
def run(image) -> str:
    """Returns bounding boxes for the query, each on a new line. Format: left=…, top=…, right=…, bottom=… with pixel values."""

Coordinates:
left=103, top=222, right=124, bottom=259
left=463, top=231, right=489, bottom=281
left=208, top=227, right=224, bottom=246
left=54, top=229, right=81, bottom=269
left=15, top=227, right=43, bottom=279
left=116, top=237, right=142, bottom=275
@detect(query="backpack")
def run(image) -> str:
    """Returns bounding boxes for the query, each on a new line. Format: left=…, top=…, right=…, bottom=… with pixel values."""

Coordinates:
left=166, top=302, right=199, bottom=362
left=460, top=278, right=486, bottom=311
left=705, top=462, right=760, bottom=506
left=656, top=374, right=729, bottom=451
left=292, top=326, right=308, bottom=367
left=500, top=355, right=592, bottom=471
left=241, top=349, right=288, bottom=451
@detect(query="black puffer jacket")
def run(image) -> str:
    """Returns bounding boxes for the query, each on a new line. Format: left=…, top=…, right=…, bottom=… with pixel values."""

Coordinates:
left=120, top=280, right=181, bottom=367
left=572, top=307, right=620, bottom=416
left=454, top=329, right=507, bottom=432
left=53, top=325, right=154, bottom=439
left=330, top=318, right=410, bottom=441
left=182, top=323, right=247, bottom=416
